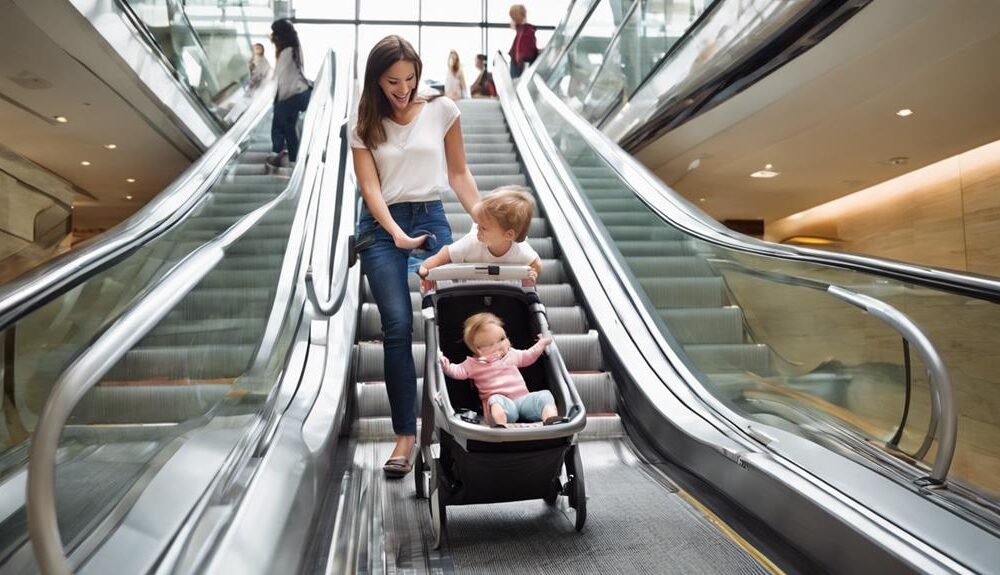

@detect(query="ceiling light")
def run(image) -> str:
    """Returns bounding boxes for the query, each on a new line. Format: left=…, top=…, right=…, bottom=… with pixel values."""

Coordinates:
left=125, top=178, right=136, bottom=183
left=882, top=156, right=909, bottom=166
left=54, top=116, right=68, bottom=123
left=765, top=163, right=773, bottom=170
left=104, top=144, right=117, bottom=150
left=896, top=108, right=913, bottom=117
left=124, top=195, right=133, bottom=201
left=699, top=198, right=706, bottom=202
left=80, top=161, right=91, bottom=166
left=750, top=169, right=780, bottom=178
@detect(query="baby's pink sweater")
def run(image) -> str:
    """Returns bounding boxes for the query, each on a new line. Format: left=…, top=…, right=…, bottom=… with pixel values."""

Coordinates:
left=441, top=340, right=548, bottom=415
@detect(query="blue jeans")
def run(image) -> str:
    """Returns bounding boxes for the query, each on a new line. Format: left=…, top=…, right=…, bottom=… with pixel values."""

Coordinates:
left=488, top=390, right=555, bottom=423
left=357, top=200, right=453, bottom=435
left=272, top=88, right=311, bottom=161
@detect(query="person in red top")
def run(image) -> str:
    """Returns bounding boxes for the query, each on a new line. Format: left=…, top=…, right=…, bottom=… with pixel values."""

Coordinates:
left=508, top=4, right=538, bottom=79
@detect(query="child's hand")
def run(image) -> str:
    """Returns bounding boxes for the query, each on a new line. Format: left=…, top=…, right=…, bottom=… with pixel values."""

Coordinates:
left=420, top=278, right=437, bottom=293
left=537, top=334, right=552, bottom=348
left=439, top=354, right=451, bottom=370
left=521, top=268, right=538, bottom=287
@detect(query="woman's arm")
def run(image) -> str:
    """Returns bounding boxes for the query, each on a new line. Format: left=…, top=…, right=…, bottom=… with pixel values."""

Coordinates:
left=444, top=118, right=480, bottom=215
left=353, top=147, right=426, bottom=249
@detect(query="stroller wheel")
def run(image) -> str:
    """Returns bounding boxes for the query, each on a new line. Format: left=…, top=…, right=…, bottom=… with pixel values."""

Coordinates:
left=430, top=459, right=447, bottom=549
left=565, top=444, right=587, bottom=531
left=414, top=449, right=427, bottom=499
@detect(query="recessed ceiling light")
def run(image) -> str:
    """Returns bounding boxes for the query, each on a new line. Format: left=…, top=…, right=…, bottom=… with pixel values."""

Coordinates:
left=699, top=198, right=706, bottom=202
left=54, top=116, right=68, bottom=123
left=765, top=163, right=773, bottom=170
left=104, top=144, right=117, bottom=150
left=125, top=178, right=136, bottom=183
left=80, top=161, right=91, bottom=166
left=750, top=169, right=780, bottom=178
left=124, top=195, right=133, bottom=201
left=896, top=108, right=913, bottom=117
left=882, top=156, right=909, bottom=166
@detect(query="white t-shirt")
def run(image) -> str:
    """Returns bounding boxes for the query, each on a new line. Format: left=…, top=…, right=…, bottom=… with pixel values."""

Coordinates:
left=349, top=97, right=460, bottom=206
left=448, top=224, right=540, bottom=265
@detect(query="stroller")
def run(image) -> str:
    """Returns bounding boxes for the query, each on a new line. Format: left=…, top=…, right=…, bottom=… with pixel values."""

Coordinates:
left=414, top=264, right=588, bottom=548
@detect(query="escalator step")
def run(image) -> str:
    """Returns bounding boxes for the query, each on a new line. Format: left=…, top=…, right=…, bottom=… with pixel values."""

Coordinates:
left=469, top=163, right=522, bottom=176
left=466, top=152, right=518, bottom=164
left=358, top=303, right=587, bottom=341
left=356, top=371, right=616, bottom=418
left=104, top=344, right=255, bottom=380
left=72, top=384, right=231, bottom=424
left=606, top=225, right=689, bottom=242
left=624, top=256, right=714, bottom=277
left=465, top=143, right=515, bottom=154
left=684, top=343, right=771, bottom=374
left=658, top=307, right=745, bottom=345
left=638, top=277, right=726, bottom=308
left=615, top=240, right=698, bottom=257
left=140, top=318, right=266, bottom=347
left=362, top=280, right=576, bottom=308
left=354, top=331, right=602, bottom=381
left=473, top=174, right=527, bottom=189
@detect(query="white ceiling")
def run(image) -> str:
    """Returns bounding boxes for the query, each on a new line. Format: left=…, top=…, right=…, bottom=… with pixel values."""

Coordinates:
left=635, top=0, right=1000, bottom=224
left=0, top=0, right=195, bottom=230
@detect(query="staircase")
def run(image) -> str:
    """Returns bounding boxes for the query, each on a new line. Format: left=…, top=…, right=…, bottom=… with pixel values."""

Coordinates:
left=353, top=99, right=622, bottom=441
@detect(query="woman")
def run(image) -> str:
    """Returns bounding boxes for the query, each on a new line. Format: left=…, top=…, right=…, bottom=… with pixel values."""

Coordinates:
left=444, top=50, right=468, bottom=100
left=350, top=35, right=480, bottom=478
left=267, top=19, right=311, bottom=168
left=508, top=4, right=538, bottom=79
left=470, top=54, right=496, bottom=98
left=247, top=42, right=271, bottom=95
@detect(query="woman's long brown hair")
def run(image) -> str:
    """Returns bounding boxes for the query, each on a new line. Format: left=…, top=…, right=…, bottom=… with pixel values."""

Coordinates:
left=356, top=35, right=427, bottom=150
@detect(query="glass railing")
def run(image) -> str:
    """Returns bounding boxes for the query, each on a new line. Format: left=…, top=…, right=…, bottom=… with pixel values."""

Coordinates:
left=524, top=76, right=1000, bottom=517
left=0, top=54, right=335, bottom=568
left=123, top=0, right=251, bottom=124
left=539, top=0, right=711, bottom=120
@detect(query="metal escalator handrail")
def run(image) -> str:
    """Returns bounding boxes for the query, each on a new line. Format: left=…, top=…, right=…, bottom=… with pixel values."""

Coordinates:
left=528, top=74, right=1000, bottom=304
left=26, top=53, right=337, bottom=575
left=706, top=257, right=956, bottom=484
left=304, top=61, right=355, bottom=317
left=825, top=286, right=956, bottom=485
left=511, top=56, right=959, bottom=484
left=0, top=82, right=275, bottom=333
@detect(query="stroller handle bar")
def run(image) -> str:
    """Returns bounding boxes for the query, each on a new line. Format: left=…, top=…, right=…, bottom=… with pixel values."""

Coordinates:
left=424, top=263, right=533, bottom=282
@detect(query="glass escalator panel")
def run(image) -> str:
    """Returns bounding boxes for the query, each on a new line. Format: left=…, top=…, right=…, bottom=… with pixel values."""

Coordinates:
left=0, top=110, right=295, bottom=559
left=528, top=78, right=1000, bottom=504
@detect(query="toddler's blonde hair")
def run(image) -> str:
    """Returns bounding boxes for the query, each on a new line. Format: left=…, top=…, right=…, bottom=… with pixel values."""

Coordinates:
left=462, top=312, right=505, bottom=351
left=478, top=186, right=535, bottom=242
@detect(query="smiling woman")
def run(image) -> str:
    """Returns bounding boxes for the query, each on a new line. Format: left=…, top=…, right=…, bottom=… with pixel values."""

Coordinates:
left=349, top=35, right=481, bottom=478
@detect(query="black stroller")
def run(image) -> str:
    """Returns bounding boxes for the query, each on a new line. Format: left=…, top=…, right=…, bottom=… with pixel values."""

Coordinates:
left=414, top=264, right=588, bottom=548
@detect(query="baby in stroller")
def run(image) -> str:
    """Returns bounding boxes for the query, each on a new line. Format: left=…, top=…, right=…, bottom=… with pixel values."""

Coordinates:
left=439, top=311, right=562, bottom=427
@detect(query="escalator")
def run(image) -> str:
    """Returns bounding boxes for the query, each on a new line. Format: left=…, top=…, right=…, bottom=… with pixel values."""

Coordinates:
left=336, top=97, right=779, bottom=573
left=0, top=52, right=343, bottom=573
left=4, top=42, right=1000, bottom=575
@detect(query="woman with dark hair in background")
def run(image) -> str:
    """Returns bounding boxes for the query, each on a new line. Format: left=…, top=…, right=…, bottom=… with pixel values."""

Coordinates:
left=508, top=4, right=538, bottom=79
left=350, top=35, right=481, bottom=478
left=470, top=54, right=496, bottom=97
left=267, top=19, right=311, bottom=168
left=248, top=42, right=271, bottom=95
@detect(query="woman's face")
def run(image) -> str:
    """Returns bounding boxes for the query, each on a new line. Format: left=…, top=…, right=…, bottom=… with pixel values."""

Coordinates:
left=254, top=44, right=264, bottom=57
left=449, top=52, right=458, bottom=67
left=379, top=60, right=417, bottom=112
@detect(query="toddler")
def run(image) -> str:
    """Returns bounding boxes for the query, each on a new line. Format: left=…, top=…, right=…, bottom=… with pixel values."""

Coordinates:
left=418, top=186, right=542, bottom=285
left=440, top=312, right=561, bottom=426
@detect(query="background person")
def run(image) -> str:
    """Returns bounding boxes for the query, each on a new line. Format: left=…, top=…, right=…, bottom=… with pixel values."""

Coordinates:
left=444, top=50, right=468, bottom=100
left=248, top=42, right=271, bottom=95
left=470, top=54, right=496, bottom=97
left=508, top=4, right=538, bottom=79
left=267, top=19, right=311, bottom=168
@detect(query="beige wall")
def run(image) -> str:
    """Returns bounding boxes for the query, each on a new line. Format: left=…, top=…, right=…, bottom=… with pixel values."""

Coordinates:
left=767, top=139, right=1000, bottom=278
